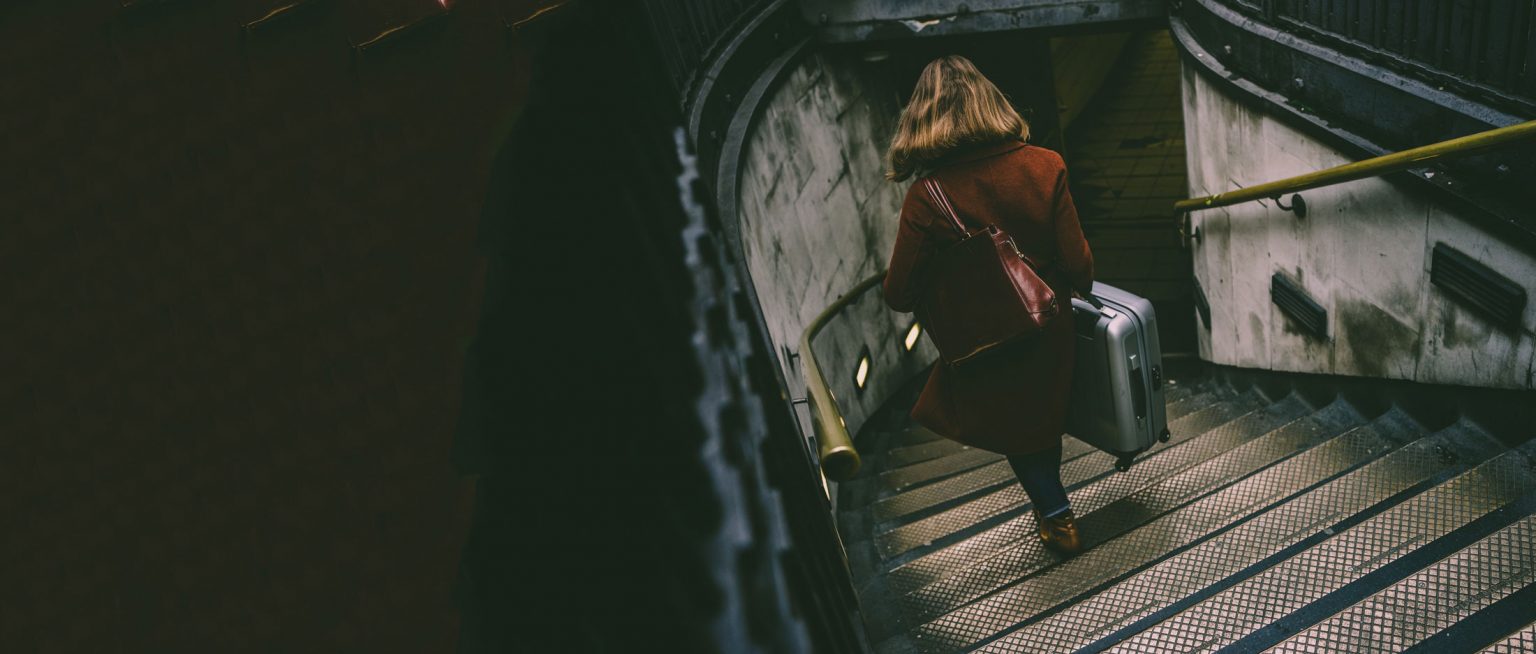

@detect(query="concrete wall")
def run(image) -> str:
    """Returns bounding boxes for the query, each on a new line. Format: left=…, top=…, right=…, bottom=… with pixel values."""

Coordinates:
left=736, top=50, right=940, bottom=441
left=1182, top=68, right=1536, bottom=389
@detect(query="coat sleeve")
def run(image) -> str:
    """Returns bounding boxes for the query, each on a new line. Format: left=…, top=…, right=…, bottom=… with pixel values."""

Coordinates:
left=1050, top=156, right=1095, bottom=296
left=883, top=182, right=940, bottom=313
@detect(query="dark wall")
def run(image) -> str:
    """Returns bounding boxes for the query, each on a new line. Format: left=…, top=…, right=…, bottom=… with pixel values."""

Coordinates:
left=881, top=31, right=1064, bottom=151
left=1, top=1, right=546, bottom=651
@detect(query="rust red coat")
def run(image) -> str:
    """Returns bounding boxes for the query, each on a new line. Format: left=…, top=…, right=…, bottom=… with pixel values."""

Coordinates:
left=883, top=139, right=1094, bottom=455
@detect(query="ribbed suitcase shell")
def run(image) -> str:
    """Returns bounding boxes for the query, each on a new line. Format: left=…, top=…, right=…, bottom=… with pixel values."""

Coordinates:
left=1065, top=282, right=1169, bottom=470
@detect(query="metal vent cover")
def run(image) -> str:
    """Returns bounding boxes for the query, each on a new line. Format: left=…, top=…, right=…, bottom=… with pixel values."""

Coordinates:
left=1193, top=277, right=1212, bottom=330
left=1431, top=242, right=1528, bottom=331
left=1271, top=272, right=1328, bottom=338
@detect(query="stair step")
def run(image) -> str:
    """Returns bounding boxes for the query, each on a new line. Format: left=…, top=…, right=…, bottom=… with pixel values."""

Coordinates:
left=872, top=460, right=1012, bottom=524
left=896, top=425, right=945, bottom=447
left=1163, top=387, right=1222, bottom=422
left=1267, top=511, right=1536, bottom=653
left=1478, top=621, right=1536, bottom=653
left=870, top=389, right=1222, bottom=523
left=893, top=397, right=1344, bottom=619
left=871, top=438, right=1096, bottom=524
left=888, top=396, right=1327, bottom=597
left=886, top=439, right=971, bottom=468
left=879, top=387, right=1218, bottom=494
left=881, top=449, right=1002, bottom=492
left=888, top=378, right=1204, bottom=451
left=1163, top=380, right=1197, bottom=401
left=875, top=395, right=1264, bottom=560
left=942, top=415, right=1453, bottom=653
left=1106, top=441, right=1534, bottom=653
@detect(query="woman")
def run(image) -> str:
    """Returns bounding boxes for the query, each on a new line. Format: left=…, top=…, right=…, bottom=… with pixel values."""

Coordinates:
left=882, top=55, right=1094, bottom=554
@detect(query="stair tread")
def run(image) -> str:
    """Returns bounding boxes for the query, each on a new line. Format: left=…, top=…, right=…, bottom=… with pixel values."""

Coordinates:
left=1479, top=620, right=1536, bottom=653
left=875, top=394, right=1264, bottom=560
left=893, top=397, right=1343, bottom=619
left=895, top=425, right=945, bottom=447
left=855, top=370, right=1532, bottom=654
left=1110, top=446, right=1535, bottom=653
left=872, top=441, right=1089, bottom=524
left=888, top=379, right=1205, bottom=450
left=1268, top=509, right=1536, bottom=653
left=888, top=396, right=1326, bottom=596
left=878, top=388, right=1220, bottom=493
left=869, top=389, right=1225, bottom=523
left=886, top=439, right=971, bottom=467
left=880, top=448, right=1002, bottom=492
left=946, top=415, right=1447, bottom=653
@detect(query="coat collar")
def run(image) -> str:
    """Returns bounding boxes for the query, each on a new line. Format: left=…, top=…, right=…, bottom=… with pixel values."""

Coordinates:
left=934, top=138, right=1027, bottom=168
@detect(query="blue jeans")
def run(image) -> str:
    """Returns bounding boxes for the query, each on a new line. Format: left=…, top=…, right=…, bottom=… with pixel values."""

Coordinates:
left=1007, top=443, right=1071, bottom=518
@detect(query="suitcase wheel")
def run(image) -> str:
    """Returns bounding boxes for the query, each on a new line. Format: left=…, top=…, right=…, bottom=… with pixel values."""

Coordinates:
left=1114, top=455, right=1134, bottom=473
left=1158, top=428, right=1171, bottom=443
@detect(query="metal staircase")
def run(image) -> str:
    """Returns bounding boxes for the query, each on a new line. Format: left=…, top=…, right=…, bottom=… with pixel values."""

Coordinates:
left=839, top=370, right=1536, bottom=653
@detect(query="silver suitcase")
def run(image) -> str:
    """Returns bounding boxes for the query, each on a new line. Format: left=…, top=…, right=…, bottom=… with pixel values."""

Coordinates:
left=1065, top=282, right=1170, bottom=471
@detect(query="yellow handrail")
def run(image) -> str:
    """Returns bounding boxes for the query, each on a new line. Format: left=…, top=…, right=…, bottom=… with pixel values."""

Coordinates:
left=1174, top=120, right=1536, bottom=215
left=799, top=272, right=886, bottom=481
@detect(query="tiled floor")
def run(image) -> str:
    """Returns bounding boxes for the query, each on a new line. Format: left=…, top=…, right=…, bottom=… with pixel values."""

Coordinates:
left=1066, top=30, right=1196, bottom=354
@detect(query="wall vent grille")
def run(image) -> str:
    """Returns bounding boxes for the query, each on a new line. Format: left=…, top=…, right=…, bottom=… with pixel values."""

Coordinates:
left=1193, top=277, right=1212, bottom=330
left=1271, top=272, right=1327, bottom=339
left=1430, top=243, right=1527, bottom=331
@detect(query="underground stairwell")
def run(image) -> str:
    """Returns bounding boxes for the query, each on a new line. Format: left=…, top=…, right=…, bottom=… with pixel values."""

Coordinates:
left=839, top=366, right=1536, bottom=653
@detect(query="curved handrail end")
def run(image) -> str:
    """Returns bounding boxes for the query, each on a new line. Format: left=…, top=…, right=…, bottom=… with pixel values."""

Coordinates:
left=799, top=272, right=886, bottom=482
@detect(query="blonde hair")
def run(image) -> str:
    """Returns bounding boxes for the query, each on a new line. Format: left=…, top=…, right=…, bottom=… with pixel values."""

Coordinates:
left=885, top=55, right=1030, bottom=182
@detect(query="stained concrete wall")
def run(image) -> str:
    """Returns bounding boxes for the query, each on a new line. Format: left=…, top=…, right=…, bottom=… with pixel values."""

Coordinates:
left=1182, top=68, right=1536, bottom=389
left=736, top=50, right=940, bottom=441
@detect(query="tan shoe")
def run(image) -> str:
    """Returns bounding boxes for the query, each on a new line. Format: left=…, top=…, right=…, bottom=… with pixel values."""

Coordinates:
left=1034, top=508, right=1082, bottom=555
